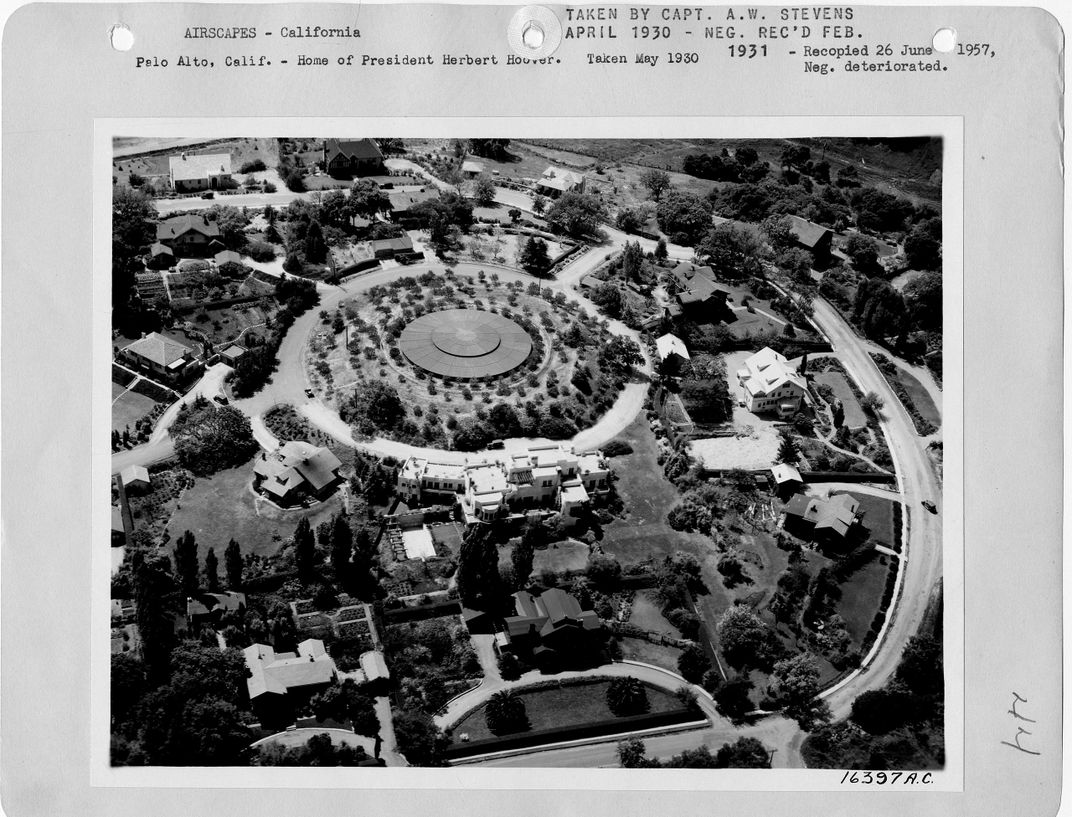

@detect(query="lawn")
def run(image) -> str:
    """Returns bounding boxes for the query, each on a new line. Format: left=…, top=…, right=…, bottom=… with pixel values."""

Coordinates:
left=499, top=539, right=590, bottom=578
left=627, top=591, right=683, bottom=638
left=889, top=366, right=940, bottom=429
left=112, top=382, right=128, bottom=400
left=849, top=492, right=900, bottom=550
left=448, top=678, right=684, bottom=745
left=837, top=553, right=893, bottom=645
left=112, top=389, right=158, bottom=432
left=165, top=458, right=343, bottom=561
left=814, top=371, right=868, bottom=429
left=617, top=638, right=684, bottom=675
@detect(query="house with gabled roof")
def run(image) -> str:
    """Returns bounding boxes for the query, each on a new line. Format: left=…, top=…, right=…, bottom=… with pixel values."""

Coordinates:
left=120, top=332, right=197, bottom=384
left=169, top=152, right=233, bottom=193
left=156, top=214, right=224, bottom=258
left=536, top=166, right=586, bottom=198
left=253, top=441, right=343, bottom=505
left=736, top=346, right=808, bottom=418
left=655, top=333, right=690, bottom=374
left=783, top=492, right=861, bottom=545
left=243, top=639, right=337, bottom=725
left=500, top=588, right=603, bottom=665
left=323, top=138, right=384, bottom=177
left=786, top=215, right=833, bottom=259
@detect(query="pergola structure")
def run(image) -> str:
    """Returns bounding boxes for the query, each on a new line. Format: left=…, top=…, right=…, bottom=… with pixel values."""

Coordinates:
left=397, top=308, right=533, bottom=380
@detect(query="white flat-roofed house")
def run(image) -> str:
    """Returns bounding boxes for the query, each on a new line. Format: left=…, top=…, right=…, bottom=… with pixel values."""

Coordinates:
left=397, top=458, right=467, bottom=505
left=169, top=152, right=233, bottom=193
left=578, top=452, right=611, bottom=496
left=736, top=346, right=809, bottom=418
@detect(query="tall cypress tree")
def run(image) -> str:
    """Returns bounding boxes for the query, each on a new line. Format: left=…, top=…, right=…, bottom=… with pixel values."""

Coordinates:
left=224, top=538, right=243, bottom=589
left=294, top=517, right=316, bottom=584
left=330, top=513, right=353, bottom=591
left=203, top=547, right=220, bottom=593
left=134, top=552, right=178, bottom=687
left=173, top=530, right=200, bottom=597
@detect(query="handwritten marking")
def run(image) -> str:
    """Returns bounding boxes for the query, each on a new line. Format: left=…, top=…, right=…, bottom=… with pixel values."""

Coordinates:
left=1001, top=692, right=1041, bottom=755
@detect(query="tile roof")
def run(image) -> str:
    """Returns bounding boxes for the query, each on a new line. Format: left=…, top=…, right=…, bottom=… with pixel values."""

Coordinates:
left=371, top=235, right=414, bottom=253
left=538, top=166, right=585, bottom=191
left=324, top=138, right=384, bottom=163
left=254, top=441, right=343, bottom=496
left=123, top=332, right=194, bottom=368
left=243, top=639, right=336, bottom=699
left=169, top=152, right=232, bottom=183
left=214, top=249, right=242, bottom=265
left=157, top=214, right=221, bottom=241
left=784, top=492, right=859, bottom=538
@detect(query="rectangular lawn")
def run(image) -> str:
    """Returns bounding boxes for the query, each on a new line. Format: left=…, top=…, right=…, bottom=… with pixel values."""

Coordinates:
left=891, top=367, right=941, bottom=429
left=837, top=554, right=893, bottom=645
left=112, top=389, right=157, bottom=432
left=814, top=371, right=867, bottom=429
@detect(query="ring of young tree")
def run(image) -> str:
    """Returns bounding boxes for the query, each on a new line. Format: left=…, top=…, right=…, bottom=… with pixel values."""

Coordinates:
left=398, top=308, right=533, bottom=380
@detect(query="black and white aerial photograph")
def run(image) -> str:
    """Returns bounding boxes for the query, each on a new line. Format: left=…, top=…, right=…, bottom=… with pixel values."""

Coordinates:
left=108, top=135, right=945, bottom=771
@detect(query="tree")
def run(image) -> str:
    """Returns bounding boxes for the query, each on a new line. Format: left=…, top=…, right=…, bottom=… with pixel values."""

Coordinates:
left=698, top=222, right=765, bottom=281
left=586, top=554, right=622, bottom=591
left=606, top=676, right=650, bottom=715
left=132, top=553, right=178, bottom=688
left=843, top=232, right=880, bottom=272
left=484, top=690, right=528, bottom=735
left=853, top=277, right=907, bottom=340
left=294, top=517, right=317, bottom=584
left=860, top=391, right=884, bottom=415
left=488, top=402, right=521, bottom=437
left=656, top=188, right=714, bottom=245
left=173, top=530, right=200, bottom=597
left=621, top=240, right=645, bottom=283
left=771, top=652, right=829, bottom=729
left=589, top=282, right=623, bottom=318
left=170, top=400, right=259, bottom=476
left=393, top=709, right=448, bottom=766
left=734, top=146, right=759, bottom=166
left=896, top=634, right=943, bottom=695
left=545, top=191, right=607, bottom=239
left=330, top=513, right=353, bottom=590
left=224, top=538, right=243, bottom=589
left=904, top=217, right=942, bottom=270
left=456, top=524, right=503, bottom=609
left=467, top=138, right=511, bottom=160
left=598, top=335, right=643, bottom=375
left=714, top=737, right=770, bottom=768
left=342, top=380, right=405, bottom=434
left=347, top=178, right=389, bottom=219
left=902, top=270, right=942, bottom=331
left=714, top=677, right=755, bottom=720
left=452, top=419, right=493, bottom=452
left=777, top=432, right=800, bottom=464
left=517, top=236, right=551, bottom=276
left=111, top=653, right=147, bottom=724
left=472, top=173, right=496, bottom=205
left=511, top=535, right=535, bottom=590
left=639, top=168, right=672, bottom=201
left=203, top=547, right=220, bottom=592
left=717, top=605, right=783, bottom=670
left=677, top=644, right=711, bottom=683
left=617, top=737, right=652, bottom=768
left=654, top=237, right=668, bottom=263
left=302, top=220, right=328, bottom=263
left=532, top=194, right=547, bottom=215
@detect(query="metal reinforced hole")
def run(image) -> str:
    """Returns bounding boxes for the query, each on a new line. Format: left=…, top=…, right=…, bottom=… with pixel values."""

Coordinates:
left=522, top=21, right=545, bottom=49
left=110, top=24, right=134, bottom=51
left=931, top=27, right=957, bottom=53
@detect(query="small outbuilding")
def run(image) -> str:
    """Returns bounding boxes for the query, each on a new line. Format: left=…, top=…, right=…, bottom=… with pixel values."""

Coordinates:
left=120, top=465, right=151, bottom=493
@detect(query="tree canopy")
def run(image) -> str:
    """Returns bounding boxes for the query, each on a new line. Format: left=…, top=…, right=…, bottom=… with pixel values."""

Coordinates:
left=545, top=191, right=608, bottom=239
left=170, top=397, right=259, bottom=476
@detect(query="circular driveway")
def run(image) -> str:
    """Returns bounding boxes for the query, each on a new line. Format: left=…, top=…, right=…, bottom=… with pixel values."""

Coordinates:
left=398, top=308, right=533, bottom=379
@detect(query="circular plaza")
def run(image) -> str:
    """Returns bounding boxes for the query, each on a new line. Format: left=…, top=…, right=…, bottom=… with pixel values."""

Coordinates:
left=398, top=308, right=533, bottom=381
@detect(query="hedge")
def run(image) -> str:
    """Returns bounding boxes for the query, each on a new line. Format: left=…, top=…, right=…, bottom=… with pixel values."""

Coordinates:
left=868, top=353, right=938, bottom=436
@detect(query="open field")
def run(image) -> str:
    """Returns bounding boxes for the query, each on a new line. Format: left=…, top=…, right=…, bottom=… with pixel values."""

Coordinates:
left=112, top=137, right=279, bottom=187
left=164, top=459, right=343, bottom=561
left=850, top=492, right=899, bottom=550
left=617, top=638, right=684, bottom=674
left=627, top=591, right=683, bottom=638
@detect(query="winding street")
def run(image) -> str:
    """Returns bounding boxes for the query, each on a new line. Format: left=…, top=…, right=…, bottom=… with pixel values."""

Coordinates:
left=111, top=193, right=943, bottom=768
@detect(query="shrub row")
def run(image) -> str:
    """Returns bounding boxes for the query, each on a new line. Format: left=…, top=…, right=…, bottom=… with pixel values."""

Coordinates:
left=868, top=353, right=938, bottom=436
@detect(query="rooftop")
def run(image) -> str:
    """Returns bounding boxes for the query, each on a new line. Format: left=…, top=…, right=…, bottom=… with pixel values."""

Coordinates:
left=655, top=333, right=690, bottom=362
left=123, top=332, right=194, bottom=368
left=169, top=152, right=232, bottom=182
left=787, top=215, right=832, bottom=249
left=157, top=214, right=221, bottom=241
left=243, top=639, right=336, bottom=699
left=324, top=138, right=383, bottom=162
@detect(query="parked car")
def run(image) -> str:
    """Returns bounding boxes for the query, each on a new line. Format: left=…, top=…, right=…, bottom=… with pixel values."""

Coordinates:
left=921, top=500, right=938, bottom=514
left=200, top=191, right=215, bottom=199
left=488, top=439, right=505, bottom=450
left=213, top=394, right=228, bottom=405
left=305, top=388, right=315, bottom=398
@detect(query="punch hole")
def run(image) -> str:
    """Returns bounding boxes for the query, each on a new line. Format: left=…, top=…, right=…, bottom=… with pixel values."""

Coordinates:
left=110, top=24, right=134, bottom=51
left=522, top=21, right=545, bottom=50
left=931, top=27, right=956, bottom=53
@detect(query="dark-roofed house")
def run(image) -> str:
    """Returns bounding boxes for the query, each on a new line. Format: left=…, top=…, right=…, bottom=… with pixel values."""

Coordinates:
left=666, top=261, right=729, bottom=316
left=253, top=441, right=343, bottom=505
left=147, top=242, right=175, bottom=269
left=120, top=331, right=198, bottom=384
left=500, top=588, right=603, bottom=667
left=186, top=590, right=247, bottom=629
left=388, top=188, right=439, bottom=226
left=786, top=215, right=833, bottom=259
left=156, top=214, right=224, bottom=258
left=218, top=344, right=247, bottom=366
left=243, top=639, right=337, bottom=726
left=213, top=249, right=243, bottom=269
left=370, top=234, right=415, bottom=259
left=783, top=492, right=861, bottom=546
left=323, top=138, right=385, bottom=177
